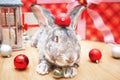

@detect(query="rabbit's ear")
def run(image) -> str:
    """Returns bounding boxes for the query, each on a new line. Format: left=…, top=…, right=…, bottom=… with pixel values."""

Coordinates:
left=69, top=6, right=86, bottom=29
left=30, top=4, right=55, bottom=26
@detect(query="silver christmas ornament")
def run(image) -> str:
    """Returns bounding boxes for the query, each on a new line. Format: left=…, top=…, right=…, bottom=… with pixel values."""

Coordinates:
left=0, top=44, right=12, bottom=57
left=53, top=68, right=63, bottom=78
left=112, top=45, right=120, bottom=59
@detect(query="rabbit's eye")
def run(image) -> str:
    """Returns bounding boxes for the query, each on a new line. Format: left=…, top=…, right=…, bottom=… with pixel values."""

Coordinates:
left=55, top=36, right=59, bottom=43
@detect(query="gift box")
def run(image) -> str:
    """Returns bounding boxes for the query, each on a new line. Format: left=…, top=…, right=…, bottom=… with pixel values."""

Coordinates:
left=67, top=0, right=120, bottom=44
left=21, top=0, right=120, bottom=44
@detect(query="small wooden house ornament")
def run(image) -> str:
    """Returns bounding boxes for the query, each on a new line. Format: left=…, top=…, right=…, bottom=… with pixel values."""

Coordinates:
left=0, top=0, right=23, bottom=50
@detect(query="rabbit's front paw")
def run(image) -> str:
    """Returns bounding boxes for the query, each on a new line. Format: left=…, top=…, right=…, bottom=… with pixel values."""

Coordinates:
left=36, top=61, right=50, bottom=74
left=63, top=67, right=77, bottom=78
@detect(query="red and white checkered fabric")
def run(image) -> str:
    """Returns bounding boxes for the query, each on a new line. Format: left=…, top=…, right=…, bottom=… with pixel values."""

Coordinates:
left=21, top=0, right=120, bottom=43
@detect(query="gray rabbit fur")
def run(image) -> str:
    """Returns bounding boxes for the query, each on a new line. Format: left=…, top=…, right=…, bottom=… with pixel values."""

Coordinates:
left=30, top=4, right=85, bottom=78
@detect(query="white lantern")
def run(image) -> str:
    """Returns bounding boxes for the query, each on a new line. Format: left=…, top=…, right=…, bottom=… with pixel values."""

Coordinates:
left=0, top=0, right=23, bottom=50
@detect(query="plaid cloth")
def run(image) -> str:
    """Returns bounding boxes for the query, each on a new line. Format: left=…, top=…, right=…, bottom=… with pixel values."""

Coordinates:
left=21, top=0, right=120, bottom=43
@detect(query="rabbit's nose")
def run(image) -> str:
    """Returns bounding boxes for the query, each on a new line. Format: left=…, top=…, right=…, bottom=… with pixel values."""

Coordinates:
left=52, top=56, right=57, bottom=61
left=66, top=59, right=74, bottom=64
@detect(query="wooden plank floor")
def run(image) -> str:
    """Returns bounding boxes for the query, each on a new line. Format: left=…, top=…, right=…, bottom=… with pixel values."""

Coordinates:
left=0, top=40, right=120, bottom=80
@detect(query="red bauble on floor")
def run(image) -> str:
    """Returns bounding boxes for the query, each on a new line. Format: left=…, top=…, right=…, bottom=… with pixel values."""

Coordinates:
left=14, top=54, right=29, bottom=70
left=89, top=48, right=102, bottom=63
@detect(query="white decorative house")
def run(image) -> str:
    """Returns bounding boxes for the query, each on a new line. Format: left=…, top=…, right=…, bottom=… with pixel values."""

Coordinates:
left=0, top=0, right=23, bottom=50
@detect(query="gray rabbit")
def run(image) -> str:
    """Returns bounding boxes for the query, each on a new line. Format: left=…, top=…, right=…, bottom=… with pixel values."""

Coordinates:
left=30, top=4, right=85, bottom=78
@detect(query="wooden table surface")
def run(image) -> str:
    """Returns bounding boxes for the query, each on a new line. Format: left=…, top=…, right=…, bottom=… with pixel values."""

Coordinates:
left=0, top=40, right=120, bottom=80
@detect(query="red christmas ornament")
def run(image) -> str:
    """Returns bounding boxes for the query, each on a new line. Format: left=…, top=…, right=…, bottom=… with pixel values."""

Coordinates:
left=55, top=13, right=71, bottom=27
left=14, top=54, right=29, bottom=69
left=89, top=48, right=102, bottom=63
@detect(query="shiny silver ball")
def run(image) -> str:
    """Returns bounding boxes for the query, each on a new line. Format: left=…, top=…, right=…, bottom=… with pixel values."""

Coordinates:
left=53, top=68, right=63, bottom=78
left=112, top=46, right=120, bottom=59
left=0, top=44, right=12, bottom=57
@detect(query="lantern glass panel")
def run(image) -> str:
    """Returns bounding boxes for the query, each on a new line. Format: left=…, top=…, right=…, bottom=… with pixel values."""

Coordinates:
left=0, top=7, right=22, bottom=50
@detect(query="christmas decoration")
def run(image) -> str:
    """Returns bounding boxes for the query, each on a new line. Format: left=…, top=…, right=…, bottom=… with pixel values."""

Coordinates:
left=111, top=46, right=120, bottom=59
left=55, top=13, right=71, bottom=26
left=53, top=68, right=63, bottom=78
left=89, top=48, right=102, bottom=63
left=67, top=0, right=120, bottom=43
left=14, top=54, right=29, bottom=69
left=0, top=0, right=23, bottom=50
left=0, top=44, right=12, bottom=57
